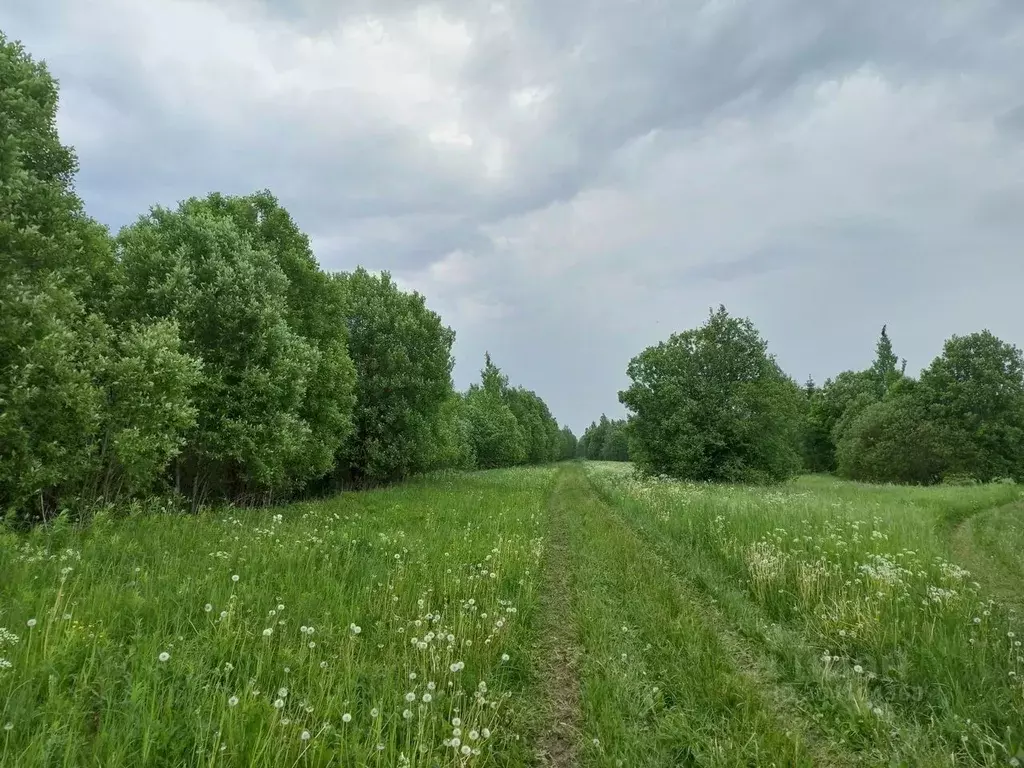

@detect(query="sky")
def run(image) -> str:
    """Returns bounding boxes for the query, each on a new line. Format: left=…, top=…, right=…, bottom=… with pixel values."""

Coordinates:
left=6, top=0, right=1024, bottom=434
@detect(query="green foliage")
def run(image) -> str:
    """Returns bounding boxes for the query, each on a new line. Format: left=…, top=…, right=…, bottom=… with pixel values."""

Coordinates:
left=424, top=393, right=477, bottom=471
left=619, top=306, right=803, bottom=483
left=460, top=353, right=567, bottom=470
left=578, top=416, right=630, bottom=461
left=834, top=330, right=1024, bottom=485
left=465, top=354, right=528, bottom=469
left=114, top=202, right=323, bottom=502
left=0, top=34, right=193, bottom=519
left=834, top=380, right=948, bottom=484
left=90, top=321, right=201, bottom=499
left=337, top=268, right=456, bottom=483
left=179, top=193, right=358, bottom=490
left=557, top=425, right=578, bottom=460
left=919, top=331, right=1024, bottom=482
left=503, top=386, right=561, bottom=464
left=3, top=29, right=576, bottom=520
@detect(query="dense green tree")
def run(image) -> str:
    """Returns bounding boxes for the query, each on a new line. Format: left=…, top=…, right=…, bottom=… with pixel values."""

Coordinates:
left=835, top=380, right=948, bottom=484
left=336, top=268, right=456, bottom=483
left=557, top=426, right=578, bottom=460
left=870, top=325, right=906, bottom=397
left=171, top=193, right=358, bottom=488
left=619, top=306, right=803, bottom=483
left=804, top=370, right=875, bottom=472
left=503, top=387, right=559, bottom=464
left=577, top=416, right=630, bottom=462
left=424, top=393, right=476, bottom=471
left=465, top=354, right=527, bottom=468
left=918, top=331, right=1024, bottom=481
left=115, top=203, right=323, bottom=504
left=599, top=419, right=630, bottom=461
left=1, top=34, right=196, bottom=518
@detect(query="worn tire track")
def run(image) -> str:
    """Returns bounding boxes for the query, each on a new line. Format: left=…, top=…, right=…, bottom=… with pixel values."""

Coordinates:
left=534, top=471, right=582, bottom=767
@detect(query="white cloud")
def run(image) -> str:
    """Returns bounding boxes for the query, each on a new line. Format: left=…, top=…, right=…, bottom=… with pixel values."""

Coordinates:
left=6, top=0, right=1024, bottom=432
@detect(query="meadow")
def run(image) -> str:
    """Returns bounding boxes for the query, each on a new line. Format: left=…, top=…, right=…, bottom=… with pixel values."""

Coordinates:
left=2, top=463, right=1024, bottom=767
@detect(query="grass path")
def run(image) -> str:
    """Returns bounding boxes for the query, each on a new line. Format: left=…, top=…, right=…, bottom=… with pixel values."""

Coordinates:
left=534, top=471, right=583, bottom=766
left=549, top=464, right=826, bottom=767
left=951, top=500, right=1024, bottom=614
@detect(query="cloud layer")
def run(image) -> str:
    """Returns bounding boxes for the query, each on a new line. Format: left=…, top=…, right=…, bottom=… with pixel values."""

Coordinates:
left=7, top=0, right=1024, bottom=432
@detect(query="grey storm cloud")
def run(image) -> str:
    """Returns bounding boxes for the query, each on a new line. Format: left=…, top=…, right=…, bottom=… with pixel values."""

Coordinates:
left=4, top=0, right=1024, bottom=434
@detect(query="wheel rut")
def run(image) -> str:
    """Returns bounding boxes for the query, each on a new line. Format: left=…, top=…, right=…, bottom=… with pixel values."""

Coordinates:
left=534, top=470, right=582, bottom=767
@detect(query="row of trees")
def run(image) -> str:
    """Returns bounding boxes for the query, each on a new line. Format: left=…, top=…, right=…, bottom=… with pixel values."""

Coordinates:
left=614, top=307, right=1024, bottom=485
left=576, top=416, right=630, bottom=461
left=462, top=354, right=577, bottom=469
left=0, top=33, right=572, bottom=521
left=806, top=327, right=1024, bottom=485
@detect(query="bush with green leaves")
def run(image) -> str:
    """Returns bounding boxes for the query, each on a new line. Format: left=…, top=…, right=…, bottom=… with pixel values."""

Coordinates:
left=619, top=306, right=803, bottom=483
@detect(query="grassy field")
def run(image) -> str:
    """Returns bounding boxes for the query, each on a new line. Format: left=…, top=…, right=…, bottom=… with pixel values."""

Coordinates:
left=2, top=464, right=1023, bottom=766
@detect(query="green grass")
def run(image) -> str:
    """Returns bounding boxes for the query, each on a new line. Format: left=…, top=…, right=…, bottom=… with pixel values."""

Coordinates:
left=585, top=462, right=1024, bottom=766
left=3, top=463, right=1024, bottom=766
left=0, top=468, right=556, bottom=767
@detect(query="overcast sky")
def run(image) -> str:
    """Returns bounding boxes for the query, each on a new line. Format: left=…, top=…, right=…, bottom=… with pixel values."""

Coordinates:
left=7, top=0, right=1024, bottom=434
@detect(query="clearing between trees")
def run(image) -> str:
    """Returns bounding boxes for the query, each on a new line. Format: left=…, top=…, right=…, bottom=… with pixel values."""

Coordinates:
left=3, top=463, right=1023, bottom=767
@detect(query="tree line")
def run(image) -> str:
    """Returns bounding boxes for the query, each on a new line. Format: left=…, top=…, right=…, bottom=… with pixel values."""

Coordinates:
left=576, top=416, right=630, bottom=462
left=0, top=33, right=573, bottom=522
left=610, top=307, right=1024, bottom=485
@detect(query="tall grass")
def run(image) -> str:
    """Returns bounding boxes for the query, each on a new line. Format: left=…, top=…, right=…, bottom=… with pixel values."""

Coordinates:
left=0, top=468, right=555, bottom=767
left=586, top=462, right=1024, bottom=765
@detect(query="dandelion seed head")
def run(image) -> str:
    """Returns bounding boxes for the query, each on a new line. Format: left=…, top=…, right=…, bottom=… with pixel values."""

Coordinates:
left=158, top=651, right=170, bottom=662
